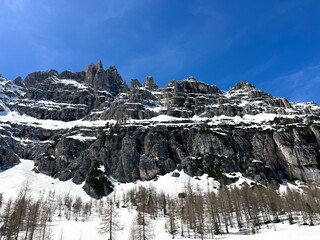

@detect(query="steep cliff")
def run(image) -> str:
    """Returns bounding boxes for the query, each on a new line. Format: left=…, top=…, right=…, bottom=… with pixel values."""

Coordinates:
left=0, top=62, right=320, bottom=198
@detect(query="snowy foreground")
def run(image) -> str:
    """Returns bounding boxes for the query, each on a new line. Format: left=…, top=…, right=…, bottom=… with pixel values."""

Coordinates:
left=0, top=160, right=319, bottom=240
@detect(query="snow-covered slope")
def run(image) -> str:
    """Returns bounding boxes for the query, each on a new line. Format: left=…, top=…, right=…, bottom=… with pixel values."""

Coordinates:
left=0, top=159, right=91, bottom=200
left=0, top=160, right=320, bottom=240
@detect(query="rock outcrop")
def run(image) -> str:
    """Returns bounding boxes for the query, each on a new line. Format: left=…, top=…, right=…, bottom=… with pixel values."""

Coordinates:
left=0, top=62, right=320, bottom=199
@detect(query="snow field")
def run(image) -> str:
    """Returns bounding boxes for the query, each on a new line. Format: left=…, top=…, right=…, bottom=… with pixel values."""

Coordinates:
left=0, top=160, right=320, bottom=240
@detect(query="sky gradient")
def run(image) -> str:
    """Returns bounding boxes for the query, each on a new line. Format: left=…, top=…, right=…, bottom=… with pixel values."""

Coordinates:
left=0, top=0, right=319, bottom=103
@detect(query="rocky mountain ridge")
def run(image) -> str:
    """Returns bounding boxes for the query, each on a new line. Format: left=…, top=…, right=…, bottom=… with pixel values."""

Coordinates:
left=1, top=61, right=320, bottom=198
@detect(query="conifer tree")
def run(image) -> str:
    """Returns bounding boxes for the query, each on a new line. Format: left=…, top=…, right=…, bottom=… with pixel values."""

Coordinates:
left=98, top=199, right=121, bottom=240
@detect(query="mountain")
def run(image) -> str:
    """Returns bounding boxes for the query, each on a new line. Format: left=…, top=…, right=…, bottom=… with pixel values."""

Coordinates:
left=0, top=61, right=320, bottom=199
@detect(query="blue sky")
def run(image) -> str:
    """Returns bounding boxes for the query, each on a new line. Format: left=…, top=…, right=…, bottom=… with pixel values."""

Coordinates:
left=0, top=0, right=319, bottom=103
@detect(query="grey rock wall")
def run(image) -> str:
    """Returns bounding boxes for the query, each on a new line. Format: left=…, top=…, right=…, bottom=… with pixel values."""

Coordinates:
left=0, top=62, right=320, bottom=199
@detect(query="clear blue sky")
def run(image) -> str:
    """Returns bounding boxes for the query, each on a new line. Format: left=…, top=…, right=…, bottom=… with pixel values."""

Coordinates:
left=0, top=0, right=319, bottom=104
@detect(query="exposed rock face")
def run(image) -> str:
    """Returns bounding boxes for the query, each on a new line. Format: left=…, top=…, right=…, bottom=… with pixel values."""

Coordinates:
left=12, top=77, right=25, bottom=87
left=85, top=61, right=128, bottom=94
left=144, top=76, right=158, bottom=90
left=130, top=79, right=141, bottom=90
left=0, top=136, right=20, bottom=169
left=58, top=70, right=85, bottom=81
left=0, top=62, right=320, bottom=199
left=12, top=61, right=129, bottom=121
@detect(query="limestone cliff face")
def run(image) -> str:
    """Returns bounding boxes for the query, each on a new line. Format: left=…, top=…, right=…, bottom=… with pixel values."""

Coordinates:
left=0, top=62, right=320, bottom=198
left=13, top=61, right=128, bottom=121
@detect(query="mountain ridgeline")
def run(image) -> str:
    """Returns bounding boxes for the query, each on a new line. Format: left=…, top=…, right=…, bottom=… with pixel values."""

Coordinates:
left=0, top=61, right=320, bottom=199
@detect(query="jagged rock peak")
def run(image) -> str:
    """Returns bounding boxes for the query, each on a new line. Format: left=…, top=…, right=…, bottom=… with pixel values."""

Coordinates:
left=85, top=60, right=104, bottom=75
left=228, top=81, right=273, bottom=100
left=85, top=62, right=98, bottom=78
left=230, top=81, right=256, bottom=91
left=85, top=61, right=128, bottom=94
left=13, top=76, right=25, bottom=87
left=130, top=79, right=141, bottom=90
left=24, top=70, right=58, bottom=88
left=96, top=60, right=103, bottom=71
left=58, top=70, right=85, bottom=81
left=85, top=60, right=105, bottom=89
left=106, top=65, right=118, bottom=75
left=167, top=77, right=221, bottom=95
left=144, top=76, right=158, bottom=90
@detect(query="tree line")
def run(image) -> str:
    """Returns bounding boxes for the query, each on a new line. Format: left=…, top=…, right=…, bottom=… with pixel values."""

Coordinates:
left=119, top=182, right=320, bottom=239
left=0, top=181, right=320, bottom=240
